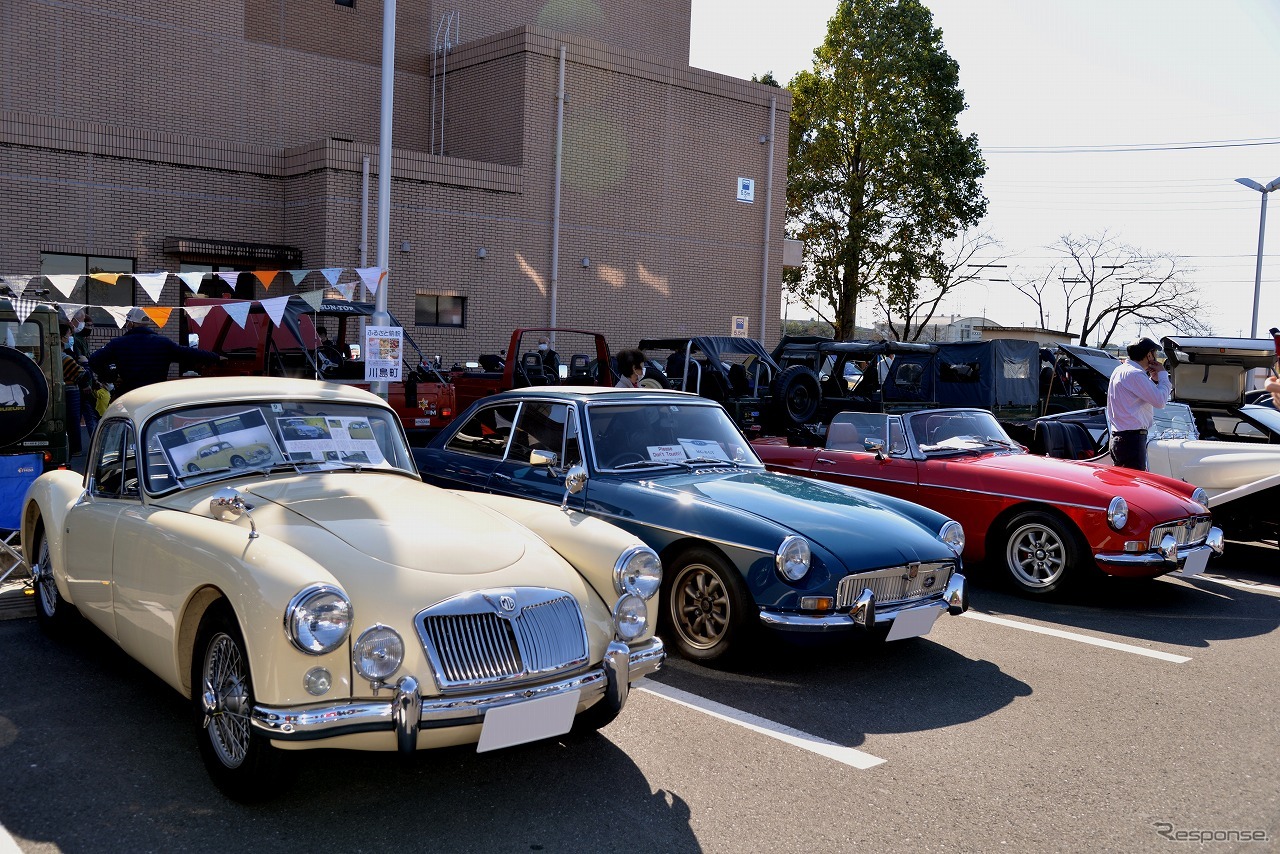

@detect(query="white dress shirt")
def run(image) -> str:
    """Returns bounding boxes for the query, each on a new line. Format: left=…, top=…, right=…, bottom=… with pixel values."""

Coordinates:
left=1106, top=360, right=1172, bottom=432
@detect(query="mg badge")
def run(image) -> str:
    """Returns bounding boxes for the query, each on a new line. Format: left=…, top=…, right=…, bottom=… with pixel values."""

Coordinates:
left=498, top=595, right=517, bottom=613
left=922, top=575, right=936, bottom=589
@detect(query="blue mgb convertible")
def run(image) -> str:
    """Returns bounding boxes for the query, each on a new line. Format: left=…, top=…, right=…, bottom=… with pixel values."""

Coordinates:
left=416, top=387, right=968, bottom=663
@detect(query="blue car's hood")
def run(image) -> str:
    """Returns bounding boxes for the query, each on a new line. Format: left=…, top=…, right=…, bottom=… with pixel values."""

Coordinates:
left=636, top=469, right=952, bottom=569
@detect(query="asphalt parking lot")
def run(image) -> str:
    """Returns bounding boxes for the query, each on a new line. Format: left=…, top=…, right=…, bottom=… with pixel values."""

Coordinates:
left=0, top=541, right=1276, bottom=853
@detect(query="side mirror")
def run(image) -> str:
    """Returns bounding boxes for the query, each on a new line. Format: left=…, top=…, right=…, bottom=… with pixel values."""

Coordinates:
left=864, top=438, right=886, bottom=461
left=561, top=464, right=588, bottom=510
left=210, top=487, right=258, bottom=539
left=530, top=449, right=559, bottom=468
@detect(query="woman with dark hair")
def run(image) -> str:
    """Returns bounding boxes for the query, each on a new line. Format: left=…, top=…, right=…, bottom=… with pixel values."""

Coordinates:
left=614, top=349, right=647, bottom=388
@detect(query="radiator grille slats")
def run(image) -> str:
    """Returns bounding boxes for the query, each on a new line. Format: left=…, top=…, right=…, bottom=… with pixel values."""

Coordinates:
left=836, top=561, right=954, bottom=609
left=1149, top=515, right=1213, bottom=549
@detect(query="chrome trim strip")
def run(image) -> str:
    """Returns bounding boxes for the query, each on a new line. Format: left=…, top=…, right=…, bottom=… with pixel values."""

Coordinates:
left=251, top=637, right=664, bottom=743
left=1094, top=531, right=1222, bottom=567
left=758, top=574, right=967, bottom=633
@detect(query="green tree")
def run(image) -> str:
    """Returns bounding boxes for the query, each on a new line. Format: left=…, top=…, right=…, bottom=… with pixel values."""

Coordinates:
left=785, top=0, right=987, bottom=340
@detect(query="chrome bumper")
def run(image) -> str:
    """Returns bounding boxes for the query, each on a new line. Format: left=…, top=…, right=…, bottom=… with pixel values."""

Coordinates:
left=1095, top=527, right=1224, bottom=568
left=757, top=572, right=968, bottom=633
left=251, top=637, right=664, bottom=751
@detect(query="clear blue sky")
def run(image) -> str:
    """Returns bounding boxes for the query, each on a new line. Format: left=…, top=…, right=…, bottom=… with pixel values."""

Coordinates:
left=690, top=0, right=1280, bottom=342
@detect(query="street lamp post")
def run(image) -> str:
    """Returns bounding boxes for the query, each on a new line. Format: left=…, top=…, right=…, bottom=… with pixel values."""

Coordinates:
left=1234, top=176, right=1280, bottom=339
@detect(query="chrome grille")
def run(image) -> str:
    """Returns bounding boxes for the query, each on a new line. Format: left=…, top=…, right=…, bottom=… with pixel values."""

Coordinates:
left=1149, top=515, right=1212, bottom=549
left=836, top=561, right=954, bottom=609
left=416, top=588, right=590, bottom=694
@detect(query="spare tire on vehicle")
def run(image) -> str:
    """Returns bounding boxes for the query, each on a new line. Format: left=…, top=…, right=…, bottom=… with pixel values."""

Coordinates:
left=769, top=364, right=821, bottom=426
left=0, top=345, right=50, bottom=448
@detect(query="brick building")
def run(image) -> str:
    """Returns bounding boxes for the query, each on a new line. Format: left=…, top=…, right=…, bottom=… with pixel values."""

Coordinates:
left=0, top=0, right=790, bottom=365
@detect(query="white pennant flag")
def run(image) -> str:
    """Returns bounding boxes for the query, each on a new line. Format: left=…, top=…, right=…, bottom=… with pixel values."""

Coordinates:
left=321, top=268, right=343, bottom=288
left=286, top=270, right=309, bottom=288
left=46, top=274, right=80, bottom=298
left=135, top=272, right=169, bottom=303
left=178, top=272, right=206, bottom=294
left=57, top=302, right=88, bottom=321
left=259, top=295, right=291, bottom=327
left=356, top=266, right=384, bottom=296
left=103, top=305, right=133, bottom=328
left=2, top=275, right=33, bottom=296
left=300, top=289, right=327, bottom=312
left=337, top=282, right=357, bottom=301
left=222, top=301, right=253, bottom=329
left=219, top=271, right=241, bottom=290
left=184, top=305, right=215, bottom=326
left=13, top=297, right=40, bottom=324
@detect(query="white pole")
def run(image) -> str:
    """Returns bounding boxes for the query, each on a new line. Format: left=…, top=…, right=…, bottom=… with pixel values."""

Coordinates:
left=373, top=0, right=396, bottom=398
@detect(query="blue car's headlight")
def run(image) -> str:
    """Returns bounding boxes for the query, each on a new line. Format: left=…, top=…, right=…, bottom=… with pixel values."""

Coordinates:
left=614, top=545, right=662, bottom=600
left=1107, top=496, right=1129, bottom=531
left=939, top=520, right=965, bottom=556
left=285, top=584, right=352, bottom=655
left=775, top=535, right=811, bottom=582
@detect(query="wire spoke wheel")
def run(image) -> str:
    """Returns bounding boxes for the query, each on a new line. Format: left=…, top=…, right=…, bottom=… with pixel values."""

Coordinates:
left=202, top=632, right=252, bottom=769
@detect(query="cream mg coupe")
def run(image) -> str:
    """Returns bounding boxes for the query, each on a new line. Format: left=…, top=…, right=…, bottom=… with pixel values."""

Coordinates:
left=22, top=377, right=664, bottom=801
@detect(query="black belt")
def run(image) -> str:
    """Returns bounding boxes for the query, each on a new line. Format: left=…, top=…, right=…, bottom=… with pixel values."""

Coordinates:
left=1114, top=429, right=1147, bottom=436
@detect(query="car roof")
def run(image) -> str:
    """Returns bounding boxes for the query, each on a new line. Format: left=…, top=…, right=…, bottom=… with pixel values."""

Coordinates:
left=486, top=385, right=708, bottom=403
left=106, top=376, right=392, bottom=423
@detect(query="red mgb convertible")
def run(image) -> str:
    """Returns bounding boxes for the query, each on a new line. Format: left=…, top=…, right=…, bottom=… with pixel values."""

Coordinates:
left=754, top=408, right=1223, bottom=597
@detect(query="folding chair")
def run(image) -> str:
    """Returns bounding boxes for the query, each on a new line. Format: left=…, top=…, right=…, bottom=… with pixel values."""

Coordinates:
left=0, top=453, right=42, bottom=585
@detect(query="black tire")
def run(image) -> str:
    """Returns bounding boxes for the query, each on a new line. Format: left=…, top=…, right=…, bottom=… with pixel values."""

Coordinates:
left=999, top=510, right=1091, bottom=597
left=639, top=362, right=669, bottom=390
left=770, top=365, right=822, bottom=426
left=661, top=547, right=755, bottom=663
left=32, top=528, right=78, bottom=636
left=192, top=603, right=288, bottom=802
left=0, top=345, right=51, bottom=447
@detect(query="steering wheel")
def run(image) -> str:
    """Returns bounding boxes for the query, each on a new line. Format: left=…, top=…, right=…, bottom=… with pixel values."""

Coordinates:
left=606, top=452, right=646, bottom=468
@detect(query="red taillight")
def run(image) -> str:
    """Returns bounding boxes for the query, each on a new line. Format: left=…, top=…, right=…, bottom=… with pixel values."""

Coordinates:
left=441, top=409, right=452, bottom=417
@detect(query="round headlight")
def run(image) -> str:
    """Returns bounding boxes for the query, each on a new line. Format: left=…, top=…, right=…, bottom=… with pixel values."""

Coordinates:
left=775, top=535, right=811, bottom=582
left=612, top=594, right=648, bottom=642
left=285, top=585, right=352, bottom=655
left=1190, top=487, right=1208, bottom=508
left=939, top=520, right=965, bottom=556
left=614, top=545, right=662, bottom=600
left=1107, top=496, right=1129, bottom=531
left=352, top=624, right=405, bottom=682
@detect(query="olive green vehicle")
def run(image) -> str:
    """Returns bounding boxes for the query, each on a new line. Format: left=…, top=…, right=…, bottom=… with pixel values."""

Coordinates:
left=0, top=300, right=67, bottom=470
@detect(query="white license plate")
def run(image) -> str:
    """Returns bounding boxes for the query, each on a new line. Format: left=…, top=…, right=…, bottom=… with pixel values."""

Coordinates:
left=476, top=690, right=580, bottom=753
left=885, top=605, right=941, bottom=641
left=414, top=418, right=432, bottom=426
left=1179, top=549, right=1210, bottom=577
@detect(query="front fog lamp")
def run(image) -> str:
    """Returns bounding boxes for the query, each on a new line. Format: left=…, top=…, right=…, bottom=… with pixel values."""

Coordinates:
left=1190, top=487, right=1208, bottom=508
left=352, top=625, right=405, bottom=682
left=304, top=667, right=333, bottom=696
left=1107, top=496, right=1129, bottom=531
left=939, top=520, right=965, bottom=556
left=612, top=594, right=648, bottom=642
left=286, top=585, right=352, bottom=654
left=614, top=546, right=662, bottom=600
left=775, top=535, right=811, bottom=582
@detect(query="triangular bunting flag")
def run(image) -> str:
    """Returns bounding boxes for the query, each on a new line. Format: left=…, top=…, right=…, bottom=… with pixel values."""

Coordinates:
left=300, top=289, right=327, bottom=312
left=252, top=271, right=278, bottom=290
left=336, top=283, right=357, bottom=301
left=356, top=266, right=385, bottom=296
left=184, top=305, right=215, bottom=326
left=141, top=307, right=173, bottom=327
left=13, top=297, right=40, bottom=324
left=321, top=268, right=343, bottom=287
left=1, top=275, right=33, bottom=296
left=178, top=272, right=206, bottom=294
left=46, top=274, right=80, bottom=298
left=89, top=272, right=122, bottom=285
left=259, top=295, right=290, bottom=327
left=219, top=271, right=240, bottom=289
left=103, top=306, right=133, bottom=328
left=286, top=270, right=309, bottom=288
left=57, top=303, right=88, bottom=321
left=222, top=301, right=253, bottom=329
left=135, top=272, right=169, bottom=303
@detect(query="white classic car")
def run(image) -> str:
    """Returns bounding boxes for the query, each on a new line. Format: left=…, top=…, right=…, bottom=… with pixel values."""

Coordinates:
left=23, top=377, right=664, bottom=801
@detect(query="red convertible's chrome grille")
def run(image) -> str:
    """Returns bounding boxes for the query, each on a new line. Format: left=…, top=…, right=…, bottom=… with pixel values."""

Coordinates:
left=1149, top=515, right=1212, bottom=549
left=416, top=590, right=589, bottom=693
left=836, top=561, right=954, bottom=609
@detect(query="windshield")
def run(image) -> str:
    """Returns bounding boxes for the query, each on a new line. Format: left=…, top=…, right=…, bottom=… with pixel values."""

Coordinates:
left=1150, top=403, right=1198, bottom=438
left=142, top=400, right=416, bottom=492
left=1241, top=404, right=1280, bottom=435
left=587, top=401, right=762, bottom=471
left=907, top=410, right=1021, bottom=454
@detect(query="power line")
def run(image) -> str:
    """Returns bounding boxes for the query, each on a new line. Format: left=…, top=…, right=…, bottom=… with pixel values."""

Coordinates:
left=984, top=137, right=1280, bottom=154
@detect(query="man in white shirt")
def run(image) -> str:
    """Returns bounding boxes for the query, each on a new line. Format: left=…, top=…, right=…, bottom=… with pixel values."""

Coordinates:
left=1105, top=337, right=1172, bottom=470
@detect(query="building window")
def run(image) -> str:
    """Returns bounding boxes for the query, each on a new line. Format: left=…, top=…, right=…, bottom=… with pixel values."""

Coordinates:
left=38, top=252, right=135, bottom=326
left=335, top=0, right=355, bottom=7
left=415, top=294, right=465, bottom=327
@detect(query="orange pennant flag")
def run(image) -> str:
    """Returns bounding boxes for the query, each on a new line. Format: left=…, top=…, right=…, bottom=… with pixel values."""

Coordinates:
left=252, top=270, right=278, bottom=290
left=90, top=273, right=122, bottom=285
left=141, top=307, right=173, bottom=327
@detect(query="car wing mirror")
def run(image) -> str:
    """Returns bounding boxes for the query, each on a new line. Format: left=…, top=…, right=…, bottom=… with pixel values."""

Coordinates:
left=210, top=487, right=259, bottom=540
left=530, top=449, right=559, bottom=469
left=561, top=464, right=588, bottom=511
left=864, top=437, right=886, bottom=461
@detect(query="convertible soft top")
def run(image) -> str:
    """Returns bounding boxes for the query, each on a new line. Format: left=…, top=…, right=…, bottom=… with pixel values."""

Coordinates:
left=638, top=335, right=776, bottom=367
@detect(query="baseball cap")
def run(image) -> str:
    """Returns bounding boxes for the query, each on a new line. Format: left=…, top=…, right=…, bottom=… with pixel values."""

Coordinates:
left=126, top=307, right=150, bottom=324
left=1125, top=337, right=1158, bottom=361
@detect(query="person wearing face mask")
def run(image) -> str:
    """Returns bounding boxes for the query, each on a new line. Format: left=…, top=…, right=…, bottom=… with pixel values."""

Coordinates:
left=1105, top=337, right=1172, bottom=471
left=536, top=336, right=561, bottom=382
left=69, top=310, right=94, bottom=360
left=614, top=349, right=647, bottom=388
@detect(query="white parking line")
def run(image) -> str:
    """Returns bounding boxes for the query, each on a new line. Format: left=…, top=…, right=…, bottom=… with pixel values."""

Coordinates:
left=1175, top=574, right=1280, bottom=596
left=961, top=611, right=1191, bottom=663
left=637, top=680, right=886, bottom=770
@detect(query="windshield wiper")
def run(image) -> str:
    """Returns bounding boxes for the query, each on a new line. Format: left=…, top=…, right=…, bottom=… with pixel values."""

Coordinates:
left=612, top=459, right=675, bottom=470
left=680, top=456, right=741, bottom=468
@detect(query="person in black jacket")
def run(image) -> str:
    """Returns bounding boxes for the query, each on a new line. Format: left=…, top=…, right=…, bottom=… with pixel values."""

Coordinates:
left=88, top=307, right=223, bottom=398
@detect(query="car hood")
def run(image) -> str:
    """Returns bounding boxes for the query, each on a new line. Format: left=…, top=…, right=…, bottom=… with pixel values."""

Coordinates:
left=1149, top=438, right=1280, bottom=494
left=638, top=469, right=953, bottom=567
left=239, top=473, right=533, bottom=573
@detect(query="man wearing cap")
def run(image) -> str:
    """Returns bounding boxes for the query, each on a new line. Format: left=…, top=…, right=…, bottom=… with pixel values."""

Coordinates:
left=88, top=308, right=223, bottom=398
left=1105, top=337, right=1172, bottom=471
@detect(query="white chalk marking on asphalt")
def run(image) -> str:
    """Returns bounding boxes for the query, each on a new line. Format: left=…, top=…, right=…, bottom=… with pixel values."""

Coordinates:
left=636, top=680, right=886, bottom=769
left=1175, top=574, right=1280, bottom=596
left=961, top=611, right=1191, bottom=663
